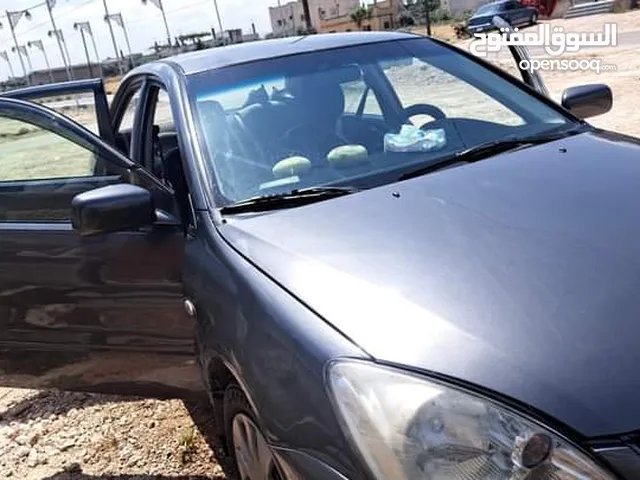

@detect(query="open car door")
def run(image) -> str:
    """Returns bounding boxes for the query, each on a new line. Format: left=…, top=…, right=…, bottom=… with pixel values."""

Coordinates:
left=0, top=96, right=200, bottom=399
left=2, top=78, right=116, bottom=146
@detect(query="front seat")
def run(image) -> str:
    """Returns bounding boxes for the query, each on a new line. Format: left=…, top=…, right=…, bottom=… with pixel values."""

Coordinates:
left=284, top=75, right=347, bottom=161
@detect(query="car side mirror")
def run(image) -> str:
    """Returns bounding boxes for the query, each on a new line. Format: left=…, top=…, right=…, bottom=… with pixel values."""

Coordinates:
left=71, top=184, right=155, bottom=237
left=561, top=84, right=612, bottom=119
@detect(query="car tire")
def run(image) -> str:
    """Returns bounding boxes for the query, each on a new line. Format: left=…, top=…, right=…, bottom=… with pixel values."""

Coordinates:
left=223, top=384, right=283, bottom=480
left=530, top=12, right=538, bottom=25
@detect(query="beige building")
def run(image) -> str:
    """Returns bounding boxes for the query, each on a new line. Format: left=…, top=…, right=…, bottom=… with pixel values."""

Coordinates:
left=269, top=1, right=308, bottom=36
left=318, top=0, right=402, bottom=33
left=440, top=0, right=488, bottom=16
left=269, top=0, right=361, bottom=35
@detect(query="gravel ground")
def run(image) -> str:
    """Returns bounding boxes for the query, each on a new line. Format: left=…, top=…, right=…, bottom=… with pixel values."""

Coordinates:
left=0, top=389, right=233, bottom=479
left=3, top=11, right=640, bottom=479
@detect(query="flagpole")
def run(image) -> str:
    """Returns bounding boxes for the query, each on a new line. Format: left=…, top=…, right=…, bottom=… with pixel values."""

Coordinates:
left=41, top=46, right=54, bottom=83
left=46, top=0, right=72, bottom=81
left=102, top=0, right=124, bottom=76
left=120, top=17, right=133, bottom=61
left=88, top=27, right=102, bottom=75
left=142, top=0, right=172, bottom=47
left=6, top=11, right=30, bottom=85
left=1, top=53, right=16, bottom=79
left=28, top=41, right=54, bottom=83
left=61, top=33, right=73, bottom=74
left=23, top=49, right=33, bottom=72
left=158, top=0, right=172, bottom=46
left=81, top=30, right=94, bottom=77
left=213, top=0, right=224, bottom=40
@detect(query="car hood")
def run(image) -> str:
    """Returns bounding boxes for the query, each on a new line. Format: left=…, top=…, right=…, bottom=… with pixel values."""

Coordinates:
left=219, top=131, right=640, bottom=438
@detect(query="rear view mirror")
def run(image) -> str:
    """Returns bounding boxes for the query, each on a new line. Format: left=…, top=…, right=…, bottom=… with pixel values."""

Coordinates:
left=71, top=184, right=155, bottom=237
left=561, top=84, right=612, bottom=119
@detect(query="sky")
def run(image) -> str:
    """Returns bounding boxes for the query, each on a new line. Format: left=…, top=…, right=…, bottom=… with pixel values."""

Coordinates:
left=0, top=0, right=274, bottom=80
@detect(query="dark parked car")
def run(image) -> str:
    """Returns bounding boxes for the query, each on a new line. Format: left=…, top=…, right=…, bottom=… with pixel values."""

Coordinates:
left=0, top=32, right=635, bottom=479
left=467, top=0, right=539, bottom=34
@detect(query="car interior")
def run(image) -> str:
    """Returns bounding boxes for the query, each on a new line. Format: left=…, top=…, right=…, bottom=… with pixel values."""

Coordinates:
left=193, top=62, right=528, bottom=202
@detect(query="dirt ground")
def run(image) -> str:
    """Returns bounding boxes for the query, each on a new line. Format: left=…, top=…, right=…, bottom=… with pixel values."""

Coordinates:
left=462, top=10, right=640, bottom=137
left=2, top=10, right=640, bottom=480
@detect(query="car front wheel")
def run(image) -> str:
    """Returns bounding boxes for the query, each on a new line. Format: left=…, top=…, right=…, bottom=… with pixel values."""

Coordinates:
left=224, top=385, right=283, bottom=480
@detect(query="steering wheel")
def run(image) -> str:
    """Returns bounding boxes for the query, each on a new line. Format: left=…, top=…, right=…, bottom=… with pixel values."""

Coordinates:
left=402, top=104, right=447, bottom=129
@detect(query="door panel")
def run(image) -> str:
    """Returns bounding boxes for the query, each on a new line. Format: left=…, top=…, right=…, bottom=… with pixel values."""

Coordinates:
left=0, top=95, right=199, bottom=398
left=0, top=176, right=121, bottom=222
left=0, top=226, right=199, bottom=398
left=2, top=78, right=114, bottom=145
left=516, top=6, right=530, bottom=23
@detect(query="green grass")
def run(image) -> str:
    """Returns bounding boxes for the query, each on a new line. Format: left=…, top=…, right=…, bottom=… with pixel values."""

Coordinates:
left=0, top=118, right=96, bottom=182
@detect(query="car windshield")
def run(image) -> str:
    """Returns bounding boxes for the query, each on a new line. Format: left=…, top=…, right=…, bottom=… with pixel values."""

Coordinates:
left=475, top=3, right=502, bottom=14
left=189, top=38, right=574, bottom=206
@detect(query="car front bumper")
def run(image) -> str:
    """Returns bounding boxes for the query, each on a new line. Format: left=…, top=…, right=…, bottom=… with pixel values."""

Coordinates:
left=467, top=23, right=493, bottom=34
left=595, top=444, right=640, bottom=479
left=273, top=447, right=352, bottom=480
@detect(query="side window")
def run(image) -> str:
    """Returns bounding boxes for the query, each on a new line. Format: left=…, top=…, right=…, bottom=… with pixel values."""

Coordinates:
left=147, top=87, right=182, bottom=180
left=113, top=86, right=144, bottom=156
left=0, top=118, right=97, bottom=181
left=342, top=79, right=383, bottom=116
left=30, top=92, right=103, bottom=135
left=0, top=117, right=121, bottom=222
left=118, top=88, right=143, bottom=132
left=146, top=86, right=191, bottom=226
left=153, top=89, right=174, bottom=129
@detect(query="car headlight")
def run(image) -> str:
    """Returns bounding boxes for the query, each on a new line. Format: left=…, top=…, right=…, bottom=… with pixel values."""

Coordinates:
left=327, top=361, right=615, bottom=480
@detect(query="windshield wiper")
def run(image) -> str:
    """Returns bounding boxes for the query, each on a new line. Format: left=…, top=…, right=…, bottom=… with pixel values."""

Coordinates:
left=398, top=131, right=579, bottom=182
left=220, top=186, right=360, bottom=214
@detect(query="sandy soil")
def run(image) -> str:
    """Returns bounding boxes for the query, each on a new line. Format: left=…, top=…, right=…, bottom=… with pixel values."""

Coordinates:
left=451, top=12, right=640, bottom=137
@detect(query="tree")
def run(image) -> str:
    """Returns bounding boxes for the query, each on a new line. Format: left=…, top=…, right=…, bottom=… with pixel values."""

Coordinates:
left=398, top=11, right=416, bottom=27
left=350, top=5, right=373, bottom=30
left=406, top=0, right=441, bottom=24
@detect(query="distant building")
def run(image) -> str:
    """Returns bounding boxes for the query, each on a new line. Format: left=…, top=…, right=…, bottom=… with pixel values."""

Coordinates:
left=269, top=1, right=307, bottom=36
left=3, top=55, right=142, bottom=89
left=311, top=0, right=361, bottom=30
left=318, top=0, right=402, bottom=33
left=269, top=0, right=361, bottom=35
left=440, top=0, right=488, bottom=16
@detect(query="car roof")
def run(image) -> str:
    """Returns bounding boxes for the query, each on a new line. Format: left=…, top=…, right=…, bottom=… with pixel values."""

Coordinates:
left=478, top=0, right=510, bottom=6
left=159, top=32, right=419, bottom=76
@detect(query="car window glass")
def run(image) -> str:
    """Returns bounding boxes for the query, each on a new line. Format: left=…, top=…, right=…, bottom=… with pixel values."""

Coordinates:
left=113, top=85, right=144, bottom=157
left=206, top=77, right=286, bottom=111
left=31, top=93, right=100, bottom=134
left=384, top=57, right=525, bottom=126
left=0, top=118, right=98, bottom=181
left=191, top=39, right=572, bottom=206
left=0, top=117, right=122, bottom=222
left=342, top=79, right=382, bottom=115
left=154, top=89, right=174, bottom=128
left=146, top=86, right=191, bottom=226
left=147, top=87, right=181, bottom=178
left=118, top=87, right=143, bottom=132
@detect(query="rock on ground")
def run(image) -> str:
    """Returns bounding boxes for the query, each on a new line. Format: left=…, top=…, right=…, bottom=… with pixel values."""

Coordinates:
left=0, top=388, right=233, bottom=479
